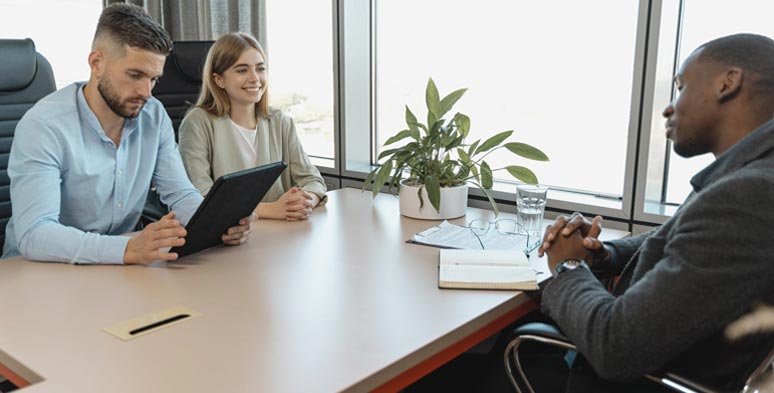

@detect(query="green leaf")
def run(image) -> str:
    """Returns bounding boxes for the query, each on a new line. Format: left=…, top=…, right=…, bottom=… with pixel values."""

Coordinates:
left=471, top=165, right=480, bottom=181
left=473, top=181, right=499, bottom=216
left=438, top=88, right=467, bottom=119
left=475, top=130, right=513, bottom=155
left=429, top=119, right=445, bottom=134
left=481, top=161, right=493, bottom=189
left=455, top=113, right=471, bottom=138
left=362, top=168, right=377, bottom=192
left=424, top=174, right=441, bottom=213
left=447, top=135, right=464, bottom=149
left=457, top=148, right=471, bottom=164
left=378, top=148, right=400, bottom=160
left=405, top=106, right=421, bottom=135
left=416, top=186, right=424, bottom=209
left=385, top=129, right=415, bottom=146
left=441, top=133, right=452, bottom=147
left=427, top=112, right=439, bottom=133
left=505, top=165, right=539, bottom=184
left=467, top=139, right=480, bottom=157
left=503, top=142, right=550, bottom=161
left=403, top=141, right=420, bottom=152
left=425, top=78, right=440, bottom=119
left=394, top=150, right=414, bottom=162
left=481, top=188, right=499, bottom=216
left=372, top=160, right=393, bottom=198
left=389, top=165, right=404, bottom=193
left=456, top=166, right=469, bottom=180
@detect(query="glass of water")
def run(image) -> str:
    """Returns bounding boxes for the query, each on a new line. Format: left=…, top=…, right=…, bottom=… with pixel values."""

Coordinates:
left=516, top=184, right=548, bottom=251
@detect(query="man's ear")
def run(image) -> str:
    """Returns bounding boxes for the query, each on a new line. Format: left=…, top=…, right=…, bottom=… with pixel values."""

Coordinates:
left=718, top=67, right=742, bottom=102
left=88, top=50, right=105, bottom=79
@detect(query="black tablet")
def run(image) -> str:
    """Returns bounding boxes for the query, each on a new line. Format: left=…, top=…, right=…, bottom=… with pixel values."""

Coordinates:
left=170, top=161, right=287, bottom=258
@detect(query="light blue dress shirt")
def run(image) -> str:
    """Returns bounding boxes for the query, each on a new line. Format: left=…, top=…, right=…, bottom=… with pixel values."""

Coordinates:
left=2, top=83, right=203, bottom=264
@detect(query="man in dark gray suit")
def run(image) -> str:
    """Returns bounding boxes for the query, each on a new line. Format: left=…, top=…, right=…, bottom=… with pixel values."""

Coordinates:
left=539, top=33, right=774, bottom=392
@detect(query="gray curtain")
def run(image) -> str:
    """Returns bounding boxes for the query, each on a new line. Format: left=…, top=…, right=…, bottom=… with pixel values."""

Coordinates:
left=104, top=0, right=266, bottom=44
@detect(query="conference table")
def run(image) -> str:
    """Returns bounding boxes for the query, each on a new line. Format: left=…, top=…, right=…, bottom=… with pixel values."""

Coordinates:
left=0, top=188, right=627, bottom=392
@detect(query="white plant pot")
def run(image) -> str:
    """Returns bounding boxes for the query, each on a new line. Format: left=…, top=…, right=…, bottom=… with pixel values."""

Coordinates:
left=399, top=180, right=468, bottom=220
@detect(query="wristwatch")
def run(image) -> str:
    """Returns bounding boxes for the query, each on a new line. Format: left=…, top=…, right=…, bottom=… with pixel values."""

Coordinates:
left=554, top=259, right=590, bottom=276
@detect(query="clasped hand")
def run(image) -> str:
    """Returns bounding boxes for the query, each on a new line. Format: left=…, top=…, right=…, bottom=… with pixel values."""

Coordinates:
left=539, top=212, right=611, bottom=275
left=257, top=186, right=319, bottom=221
left=124, top=211, right=255, bottom=265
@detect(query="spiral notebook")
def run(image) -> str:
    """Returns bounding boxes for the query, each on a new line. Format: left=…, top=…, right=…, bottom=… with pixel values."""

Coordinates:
left=438, top=249, right=539, bottom=290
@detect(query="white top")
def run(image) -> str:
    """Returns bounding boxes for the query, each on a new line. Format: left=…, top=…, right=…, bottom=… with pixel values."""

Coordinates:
left=229, top=119, right=258, bottom=165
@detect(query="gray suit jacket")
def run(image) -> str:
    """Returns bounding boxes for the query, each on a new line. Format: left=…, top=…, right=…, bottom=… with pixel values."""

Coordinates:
left=542, top=119, right=774, bottom=388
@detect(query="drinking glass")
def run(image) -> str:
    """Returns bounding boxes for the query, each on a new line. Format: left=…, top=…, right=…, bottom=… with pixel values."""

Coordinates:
left=516, top=184, right=548, bottom=249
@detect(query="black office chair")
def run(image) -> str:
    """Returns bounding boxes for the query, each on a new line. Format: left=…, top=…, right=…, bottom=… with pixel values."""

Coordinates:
left=142, top=40, right=214, bottom=224
left=504, top=322, right=774, bottom=393
left=153, top=40, right=214, bottom=137
left=0, top=38, right=56, bottom=246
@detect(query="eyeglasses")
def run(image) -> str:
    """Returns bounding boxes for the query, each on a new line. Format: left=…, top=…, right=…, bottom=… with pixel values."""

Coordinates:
left=468, top=218, right=523, bottom=236
left=466, top=219, right=535, bottom=253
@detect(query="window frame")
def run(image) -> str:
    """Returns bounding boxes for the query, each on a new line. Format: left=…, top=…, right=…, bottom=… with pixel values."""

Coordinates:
left=633, top=0, right=681, bottom=225
left=263, top=0, right=340, bottom=175
left=314, top=0, right=730, bottom=230
left=337, top=0, right=662, bottom=227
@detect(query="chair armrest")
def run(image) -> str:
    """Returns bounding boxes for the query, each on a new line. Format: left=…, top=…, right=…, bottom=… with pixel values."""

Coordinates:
left=513, top=322, right=571, bottom=344
left=510, top=323, right=723, bottom=393
left=504, top=322, right=576, bottom=393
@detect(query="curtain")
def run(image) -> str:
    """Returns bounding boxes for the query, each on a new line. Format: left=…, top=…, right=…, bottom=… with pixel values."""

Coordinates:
left=104, top=0, right=266, bottom=44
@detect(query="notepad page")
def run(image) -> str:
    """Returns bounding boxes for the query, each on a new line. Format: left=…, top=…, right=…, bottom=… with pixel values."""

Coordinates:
left=440, top=264, right=536, bottom=284
left=439, top=249, right=529, bottom=266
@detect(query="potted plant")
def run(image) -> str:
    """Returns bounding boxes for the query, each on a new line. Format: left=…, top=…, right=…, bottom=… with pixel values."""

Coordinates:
left=364, top=78, right=549, bottom=219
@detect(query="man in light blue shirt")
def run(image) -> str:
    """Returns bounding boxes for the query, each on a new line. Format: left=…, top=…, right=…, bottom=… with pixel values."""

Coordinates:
left=2, top=4, right=253, bottom=265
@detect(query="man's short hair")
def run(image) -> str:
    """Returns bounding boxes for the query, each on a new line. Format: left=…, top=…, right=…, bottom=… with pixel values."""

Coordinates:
left=698, top=33, right=774, bottom=100
left=93, top=3, right=172, bottom=56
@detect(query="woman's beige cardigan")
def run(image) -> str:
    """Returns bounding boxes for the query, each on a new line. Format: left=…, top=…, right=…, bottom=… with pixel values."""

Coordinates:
left=178, top=107, right=327, bottom=204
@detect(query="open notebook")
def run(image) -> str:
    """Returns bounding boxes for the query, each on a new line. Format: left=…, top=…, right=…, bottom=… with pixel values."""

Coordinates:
left=438, top=249, right=539, bottom=291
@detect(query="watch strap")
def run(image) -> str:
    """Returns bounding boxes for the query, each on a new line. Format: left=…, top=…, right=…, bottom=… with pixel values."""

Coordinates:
left=554, top=259, right=590, bottom=275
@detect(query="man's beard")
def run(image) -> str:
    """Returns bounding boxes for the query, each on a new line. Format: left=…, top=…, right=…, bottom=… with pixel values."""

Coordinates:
left=97, top=77, right=146, bottom=119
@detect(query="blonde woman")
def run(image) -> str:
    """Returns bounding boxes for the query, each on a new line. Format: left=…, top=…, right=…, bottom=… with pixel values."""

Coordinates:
left=179, top=32, right=326, bottom=221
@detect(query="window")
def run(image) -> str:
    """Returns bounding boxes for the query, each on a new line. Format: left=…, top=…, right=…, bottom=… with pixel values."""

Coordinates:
left=374, top=0, right=641, bottom=197
left=265, top=0, right=336, bottom=163
left=660, top=0, right=774, bottom=204
left=0, top=0, right=102, bottom=88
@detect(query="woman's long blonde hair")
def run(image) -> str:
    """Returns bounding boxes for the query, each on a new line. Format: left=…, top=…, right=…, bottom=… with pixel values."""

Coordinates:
left=195, top=32, right=270, bottom=118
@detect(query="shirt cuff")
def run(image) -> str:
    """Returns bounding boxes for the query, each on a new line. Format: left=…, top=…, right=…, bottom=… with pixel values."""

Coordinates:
left=315, top=192, right=328, bottom=206
left=99, top=235, right=131, bottom=264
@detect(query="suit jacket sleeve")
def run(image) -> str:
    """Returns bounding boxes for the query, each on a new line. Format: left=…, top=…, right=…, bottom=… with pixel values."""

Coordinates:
left=598, top=230, right=655, bottom=277
left=541, top=174, right=774, bottom=381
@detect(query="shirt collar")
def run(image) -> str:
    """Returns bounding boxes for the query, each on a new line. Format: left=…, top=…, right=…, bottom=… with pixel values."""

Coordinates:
left=690, top=119, right=774, bottom=192
left=75, top=82, right=139, bottom=142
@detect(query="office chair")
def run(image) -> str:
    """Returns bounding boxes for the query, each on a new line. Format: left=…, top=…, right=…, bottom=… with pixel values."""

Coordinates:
left=142, top=41, right=214, bottom=224
left=153, top=40, right=214, bottom=136
left=0, top=38, right=56, bottom=247
left=504, top=322, right=774, bottom=393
